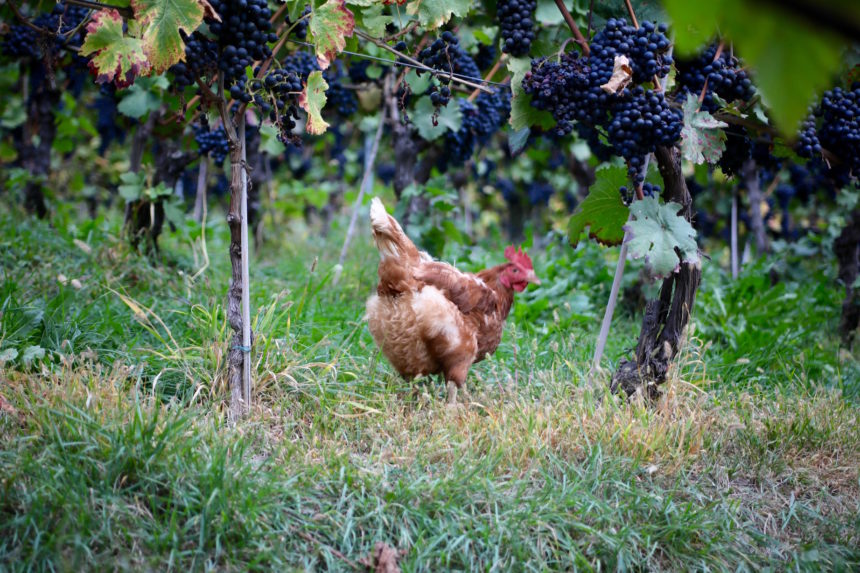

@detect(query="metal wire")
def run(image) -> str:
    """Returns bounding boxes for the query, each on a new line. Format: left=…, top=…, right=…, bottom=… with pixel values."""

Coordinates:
left=285, top=38, right=513, bottom=91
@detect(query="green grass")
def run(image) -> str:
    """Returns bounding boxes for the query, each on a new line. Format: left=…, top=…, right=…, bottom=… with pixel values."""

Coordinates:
left=1, top=208, right=859, bottom=571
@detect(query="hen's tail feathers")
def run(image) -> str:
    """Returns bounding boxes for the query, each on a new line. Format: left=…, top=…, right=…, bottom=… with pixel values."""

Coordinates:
left=370, top=197, right=421, bottom=261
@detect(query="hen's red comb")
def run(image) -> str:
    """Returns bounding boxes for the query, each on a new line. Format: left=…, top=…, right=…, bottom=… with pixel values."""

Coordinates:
left=504, top=246, right=533, bottom=270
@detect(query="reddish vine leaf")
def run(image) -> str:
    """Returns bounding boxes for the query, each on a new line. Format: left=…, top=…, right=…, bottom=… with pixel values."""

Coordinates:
left=568, top=166, right=630, bottom=247
left=310, top=0, right=355, bottom=70
left=680, top=93, right=728, bottom=164
left=300, top=71, right=330, bottom=135
left=132, top=0, right=218, bottom=73
left=80, top=9, right=150, bottom=87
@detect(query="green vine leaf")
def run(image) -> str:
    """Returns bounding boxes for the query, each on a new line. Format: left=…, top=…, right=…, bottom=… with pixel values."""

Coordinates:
left=132, top=0, right=218, bottom=73
left=80, top=9, right=150, bottom=87
left=310, top=0, right=355, bottom=70
left=413, top=97, right=462, bottom=141
left=407, top=0, right=472, bottom=30
left=568, top=166, right=630, bottom=247
left=680, top=93, right=728, bottom=164
left=662, top=0, right=844, bottom=133
left=300, top=71, right=330, bottom=135
left=624, top=197, right=699, bottom=278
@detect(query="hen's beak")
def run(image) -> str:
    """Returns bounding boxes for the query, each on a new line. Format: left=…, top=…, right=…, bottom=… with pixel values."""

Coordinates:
left=526, top=270, right=541, bottom=286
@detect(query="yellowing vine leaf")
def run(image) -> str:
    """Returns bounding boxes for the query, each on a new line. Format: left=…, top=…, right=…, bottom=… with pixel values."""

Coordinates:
left=300, top=71, right=330, bottom=135
left=80, top=9, right=150, bottom=87
left=132, top=0, right=218, bottom=73
left=310, top=0, right=355, bottom=70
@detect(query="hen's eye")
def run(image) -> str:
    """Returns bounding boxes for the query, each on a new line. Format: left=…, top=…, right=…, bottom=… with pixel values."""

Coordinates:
left=512, top=268, right=519, bottom=273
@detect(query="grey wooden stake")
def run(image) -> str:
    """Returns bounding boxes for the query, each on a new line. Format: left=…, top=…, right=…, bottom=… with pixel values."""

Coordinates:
left=239, top=118, right=252, bottom=412
left=193, top=157, right=208, bottom=223
left=731, top=189, right=739, bottom=279
left=590, top=154, right=650, bottom=375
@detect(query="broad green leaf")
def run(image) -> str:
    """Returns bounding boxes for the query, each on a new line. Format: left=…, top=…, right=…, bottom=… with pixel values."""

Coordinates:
left=144, top=182, right=173, bottom=201
left=407, top=0, right=472, bottom=30
left=0, top=348, right=18, bottom=363
left=662, top=0, right=844, bottom=133
left=132, top=0, right=215, bottom=73
left=21, top=345, right=45, bottom=364
left=310, top=0, right=355, bottom=69
left=117, top=81, right=162, bottom=118
left=358, top=3, right=392, bottom=37
left=568, top=166, right=630, bottom=247
left=413, top=97, right=463, bottom=140
left=625, top=197, right=699, bottom=278
left=508, top=127, right=531, bottom=154
left=508, top=57, right=556, bottom=130
left=80, top=9, right=150, bottom=86
left=300, top=71, right=330, bottom=135
left=535, top=0, right=566, bottom=26
left=404, top=70, right=431, bottom=94
left=680, top=93, right=728, bottom=164
left=119, top=171, right=145, bottom=202
left=259, top=123, right=286, bottom=156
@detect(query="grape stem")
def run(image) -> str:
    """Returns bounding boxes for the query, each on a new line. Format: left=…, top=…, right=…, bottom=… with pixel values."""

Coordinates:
left=553, top=0, right=591, bottom=56
left=354, top=29, right=494, bottom=93
left=623, top=0, right=640, bottom=28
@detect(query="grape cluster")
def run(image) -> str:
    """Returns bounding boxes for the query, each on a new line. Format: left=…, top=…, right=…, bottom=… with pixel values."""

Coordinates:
left=527, top=181, right=554, bottom=205
left=1, top=2, right=89, bottom=60
left=797, top=85, right=860, bottom=176
left=497, top=0, right=536, bottom=57
left=194, top=123, right=231, bottom=164
left=607, top=87, right=683, bottom=173
left=324, top=63, right=359, bottom=117
left=208, top=0, right=276, bottom=85
left=522, top=20, right=680, bottom=185
left=675, top=44, right=754, bottom=111
left=717, top=124, right=752, bottom=177
left=590, top=19, right=673, bottom=84
left=498, top=178, right=518, bottom=204
left=348, top=59, right=388, bottom=84
left=170, top=34, right=220, bottom=90
left=474, top=43, right=497, bottom=71
left=95, top=84, right=122, bottom=156
left=287, top=5, right=311, bottom=40
left=417, top=32, right=482, bottom=106
left=442, top=89, right=511, bottom=168
left=620, top=182, right=660, bottom=205
left=254, top=65, right=303, bottom=142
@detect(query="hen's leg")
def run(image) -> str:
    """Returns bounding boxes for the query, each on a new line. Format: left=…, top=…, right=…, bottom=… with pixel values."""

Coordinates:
left=446, top=381, right=458, bottom=404
left=444, top=363, right=469, bottom=405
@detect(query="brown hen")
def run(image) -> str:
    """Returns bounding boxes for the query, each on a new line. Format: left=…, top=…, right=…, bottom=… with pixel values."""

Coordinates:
left=365, top=198, right=540, bottom=403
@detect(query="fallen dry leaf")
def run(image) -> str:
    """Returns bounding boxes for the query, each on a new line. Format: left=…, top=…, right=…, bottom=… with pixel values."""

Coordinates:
left=600, top=55, right=633, bottom=94
left=360, top=542, right=405, bottom=573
